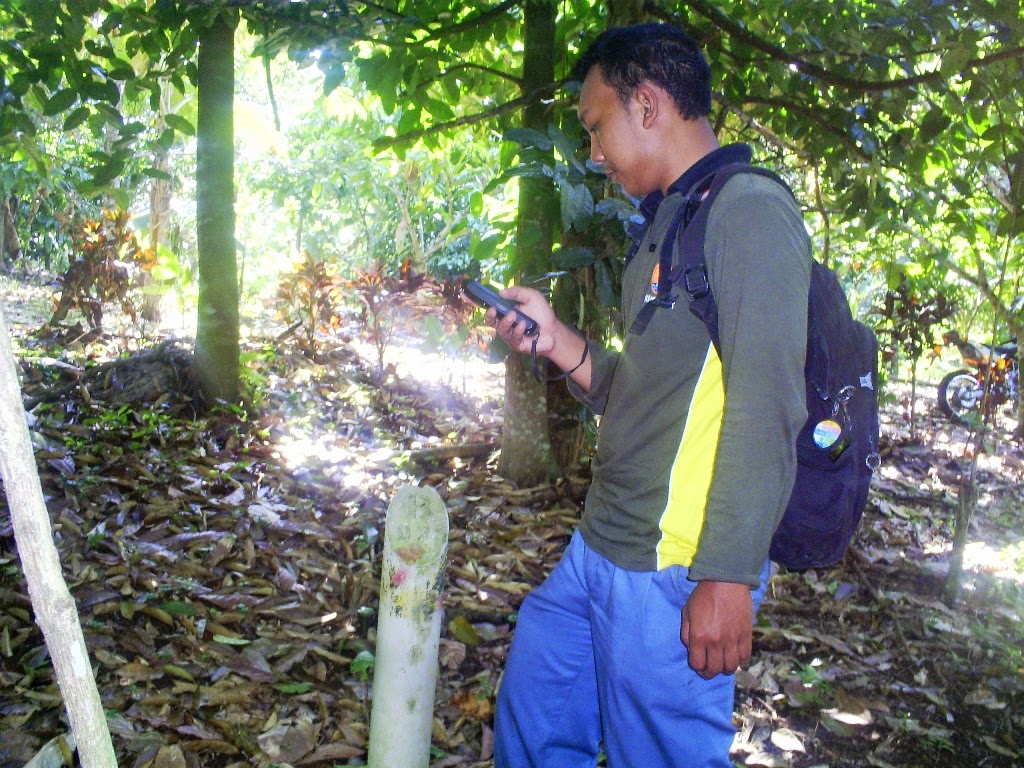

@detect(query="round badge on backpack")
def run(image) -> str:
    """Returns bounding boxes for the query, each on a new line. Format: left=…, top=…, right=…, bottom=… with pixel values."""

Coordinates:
left=812, top=419, right=843, bottom=449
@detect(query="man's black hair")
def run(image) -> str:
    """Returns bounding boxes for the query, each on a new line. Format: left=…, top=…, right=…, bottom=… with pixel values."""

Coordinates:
left=571, top=23, right=712, bottom=120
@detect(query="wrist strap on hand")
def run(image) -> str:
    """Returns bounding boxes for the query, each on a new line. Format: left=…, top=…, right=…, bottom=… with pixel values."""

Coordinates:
left=531, top=329, right=589, bottom=383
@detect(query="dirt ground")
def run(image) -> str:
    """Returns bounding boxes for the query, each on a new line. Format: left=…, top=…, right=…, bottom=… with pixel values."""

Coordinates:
left=1, top=277, right=1022, bottom=768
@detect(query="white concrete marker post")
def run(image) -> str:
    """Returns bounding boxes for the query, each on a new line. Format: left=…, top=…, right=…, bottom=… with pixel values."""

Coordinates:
left=368, top=486, right=449, bottom=768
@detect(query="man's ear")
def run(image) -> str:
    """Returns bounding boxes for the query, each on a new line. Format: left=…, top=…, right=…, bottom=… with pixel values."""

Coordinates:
left=635, top=83, right=660, bottom=128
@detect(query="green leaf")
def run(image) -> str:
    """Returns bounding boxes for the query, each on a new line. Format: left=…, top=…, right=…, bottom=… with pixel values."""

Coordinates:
left=548, top=124, right=587, bottom=176
left=142, top=167, right=173, bottom=181
left=981, top=123, right=1005, bottom=141
left=397, top=106, right=421, bottom=135
left=448, top=615, right=480, bottom=646
left=87, top=163, right=122, bottom=188
left=552, top=246, right=597, bottom=270
left=213, top=634, right=251, bottom=646
left=273, top=682, right=314, bottom=694
left=504, top=128, right=553, bottom=150
left=504, top=161, right=552, bottom=181
left=471, top=232, right=502, bottom=261
left=156, top=127, right=177, bottom=151
left=160, top=601, right=197, bottom=617
left=118, top=121, right=146, bottom=138
left=63, top=107, right=91, bottom=131
left=163, top=113, right=195, bottom=136
left=107, top=63, right=137, bottom=81
left=595, top=259, right=617, bottom=307
left=487, top=334, right=512, bottom=363
left=43, top=89, right=77, bottom=116
left=559, top=180, right=594, bottom=232
left=918, top=109, right=950, bottom=142
left=596, top=197, right=638, bottom=222
left=350, top=650, right=375, bottom=681
left=423, top=96, right=455, bottom=122
left=939, top=43, right=974, bottom=79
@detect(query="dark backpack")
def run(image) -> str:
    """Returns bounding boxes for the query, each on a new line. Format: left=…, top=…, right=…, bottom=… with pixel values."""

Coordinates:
left=632, top=162, right=880, bottom=570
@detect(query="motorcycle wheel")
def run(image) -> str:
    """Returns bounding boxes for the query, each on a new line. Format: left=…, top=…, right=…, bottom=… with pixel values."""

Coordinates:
left=938, top=370, right=985, bottom=423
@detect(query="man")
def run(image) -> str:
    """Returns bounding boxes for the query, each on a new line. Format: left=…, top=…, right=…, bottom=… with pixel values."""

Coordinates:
left=488, top=23, right=811, bottom=768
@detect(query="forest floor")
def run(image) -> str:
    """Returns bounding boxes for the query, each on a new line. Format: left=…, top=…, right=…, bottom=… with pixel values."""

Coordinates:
left=1, top=276, right=1023, bottom=768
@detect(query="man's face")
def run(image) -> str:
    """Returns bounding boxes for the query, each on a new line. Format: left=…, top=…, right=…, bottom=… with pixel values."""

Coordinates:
left=577, top=67, right=654, bottom=199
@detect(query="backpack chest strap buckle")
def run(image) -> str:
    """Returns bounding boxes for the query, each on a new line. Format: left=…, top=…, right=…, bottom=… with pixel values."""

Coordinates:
left=653, top=292, right=679, bottom=309
left=682, top=264, right=710, bottom=300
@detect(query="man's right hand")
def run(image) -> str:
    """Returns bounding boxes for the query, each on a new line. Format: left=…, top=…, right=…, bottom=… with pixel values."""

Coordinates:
left=491, top=286, right=557, bottom=355
left=486, top=286, right=592, bottom=391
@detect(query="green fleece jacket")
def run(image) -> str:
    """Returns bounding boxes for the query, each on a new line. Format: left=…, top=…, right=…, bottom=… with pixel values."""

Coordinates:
left=570, top=166, right=811, bottom=586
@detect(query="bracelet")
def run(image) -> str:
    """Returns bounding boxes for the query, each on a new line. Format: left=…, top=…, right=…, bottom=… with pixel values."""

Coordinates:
left=531, top=331, right=589, bottom=383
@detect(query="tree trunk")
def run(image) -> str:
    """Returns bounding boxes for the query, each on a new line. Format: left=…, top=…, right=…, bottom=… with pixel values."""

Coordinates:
left=1015, top=330, right=1024, bottom=440
left=1, top=196, right=21, bottom=268
left=547, top=377, right=586, bottom=472
left=0, top=198, right=7, bottom=271
left=0, top=308, right=117, bottom=768
left=545, top=0, right=651, bottom=473
left=501, top=354, right=559, bottom=485
left=195, top=10, right=240, bottom=403
left=944, top=469, right=979, bottom=605
left=608, top=0, right=648, bottom=26
left=909, top=357, right=918, bottom=440
left=142, top=144, right=173, bottom=323
left=499, top=0, right=559, bottom=485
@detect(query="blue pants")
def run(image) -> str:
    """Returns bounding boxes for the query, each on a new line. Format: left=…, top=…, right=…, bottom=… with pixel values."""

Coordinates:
left=494, top=531, right=769, bottom=768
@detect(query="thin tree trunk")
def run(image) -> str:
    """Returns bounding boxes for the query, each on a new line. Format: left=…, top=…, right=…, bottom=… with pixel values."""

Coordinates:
left=195, top=10, right=240, bottom=403
left=1015, top=330, right=1024, bottom=440
left=608, top=0, right=647, bottom=26
left=0, top=197, right=7, bottom=271
left=0, top=307, right=117, bottom=768
left=546, top=0, right=652, bottom=474
left=499, top=0, right=559, bottom=484
left=143, top=145, right=173, bottom=323
left=1, top=196, right=21, bottom=268
left=944, top=468, right=978, bottom=605
left=909, top=357, right=918, bottom=440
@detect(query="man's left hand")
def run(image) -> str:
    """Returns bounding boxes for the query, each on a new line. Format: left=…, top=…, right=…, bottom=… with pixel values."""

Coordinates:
left=680, top=580, right=754, bottom=680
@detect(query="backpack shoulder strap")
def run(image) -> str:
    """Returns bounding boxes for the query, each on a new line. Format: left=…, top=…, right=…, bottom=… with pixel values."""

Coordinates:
left=672, top=163, right=793, bottom=351
left=628, top=162, right=793, bottom=337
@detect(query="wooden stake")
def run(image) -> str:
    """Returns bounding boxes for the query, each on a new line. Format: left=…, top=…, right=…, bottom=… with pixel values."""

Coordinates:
left=0, top=307, right=116, bottom=768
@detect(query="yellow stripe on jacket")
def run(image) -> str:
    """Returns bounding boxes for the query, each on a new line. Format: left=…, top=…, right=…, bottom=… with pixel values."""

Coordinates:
left=656, top=343, right=725, bottom=570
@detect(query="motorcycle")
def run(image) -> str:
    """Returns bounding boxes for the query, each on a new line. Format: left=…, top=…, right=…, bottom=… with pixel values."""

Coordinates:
left=937, top=331, right=1019, bottom=423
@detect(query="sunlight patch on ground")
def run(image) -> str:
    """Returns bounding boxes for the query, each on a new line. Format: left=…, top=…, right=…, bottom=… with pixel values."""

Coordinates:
left=273, top=430, right=363, bottom=468
left=349, top=336, right=505, bottom=407
left=963, top=540, right=1024, bottom=584
left=0, top=276, right=53, bottom=329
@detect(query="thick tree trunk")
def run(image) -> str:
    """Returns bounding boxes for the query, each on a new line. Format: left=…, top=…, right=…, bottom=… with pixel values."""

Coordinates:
left=547, top=377, right=586, bottom=472
left=195, top=11, right=240, bottom=403
left=499, top=0, right=559, bottom=485
left=502, top=354, right=559, bottom=485
left=0, top=308, right=116, bottom=768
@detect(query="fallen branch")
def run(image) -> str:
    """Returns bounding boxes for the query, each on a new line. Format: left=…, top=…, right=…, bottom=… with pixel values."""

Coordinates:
left=408, top=442, right=497, bottom=465
left=0, top=307, right=117, bottom=768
